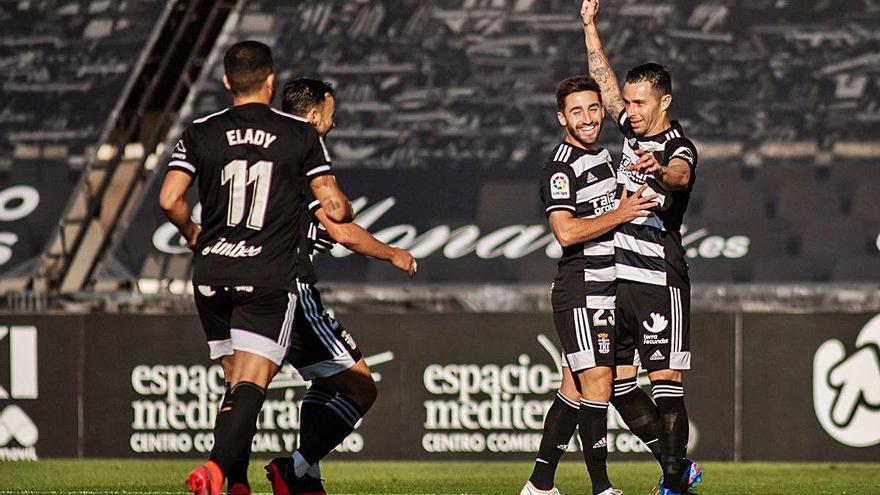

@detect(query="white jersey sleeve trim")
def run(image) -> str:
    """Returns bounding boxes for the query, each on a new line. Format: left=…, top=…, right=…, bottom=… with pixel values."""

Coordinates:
left=307, top=164, right=332, bottom=177
left=168, top=160, right=196, bottom=173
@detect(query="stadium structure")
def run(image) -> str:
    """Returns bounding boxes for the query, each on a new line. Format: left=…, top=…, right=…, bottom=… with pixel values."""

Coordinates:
left=0, top=0, right=878, bottom=491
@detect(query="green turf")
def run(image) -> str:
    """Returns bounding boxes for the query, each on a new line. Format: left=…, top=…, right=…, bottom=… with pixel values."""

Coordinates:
left=0, top=460, right=878, bottom=494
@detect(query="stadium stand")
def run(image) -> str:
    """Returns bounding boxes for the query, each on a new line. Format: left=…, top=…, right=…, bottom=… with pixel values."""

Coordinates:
left=2, top=0, right=878, bottom=304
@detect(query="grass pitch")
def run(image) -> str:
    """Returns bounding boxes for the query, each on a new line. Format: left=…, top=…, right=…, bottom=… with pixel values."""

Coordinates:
left=1, top=460, right=878, bottom=495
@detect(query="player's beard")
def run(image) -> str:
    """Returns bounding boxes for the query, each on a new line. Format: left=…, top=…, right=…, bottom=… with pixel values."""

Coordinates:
left=566, top=121, right=601, bottom=149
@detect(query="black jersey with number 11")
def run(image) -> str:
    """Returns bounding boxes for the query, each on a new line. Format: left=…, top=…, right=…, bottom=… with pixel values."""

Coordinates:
left=166, top=103, right=332, bottom=291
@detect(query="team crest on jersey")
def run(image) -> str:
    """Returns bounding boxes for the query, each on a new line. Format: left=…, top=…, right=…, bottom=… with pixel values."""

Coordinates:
left=341, top=329, right=357, bottom=350
left=550, top=172, right=570, bottom=199
left=597, top=332, right=610, bottom=354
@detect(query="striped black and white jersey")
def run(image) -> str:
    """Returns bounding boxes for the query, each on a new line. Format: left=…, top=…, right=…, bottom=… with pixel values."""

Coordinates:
left=614, top=110, right=698, bottom=288
left=167, top=103, right=332, bottom=292
left=540, top=142, right=618, bottom=311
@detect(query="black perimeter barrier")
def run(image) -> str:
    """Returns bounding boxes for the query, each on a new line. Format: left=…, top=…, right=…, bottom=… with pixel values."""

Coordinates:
left=1, top=310, right=878, bottom=461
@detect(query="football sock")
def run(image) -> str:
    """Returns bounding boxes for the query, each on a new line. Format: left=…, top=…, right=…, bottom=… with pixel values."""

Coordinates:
left=209, top=381, right=266, bottom=475
left=528, top=392, right=580, bottom=490
left=222, top=382, right=252, bottom=487
left=297, top=393, right=365, bottom=466
left=299, top=388, right=336, bottom=479
left=652, top=380, right=688, bottom=492
left=578, top=399, right=612, bottom=495
left=611, top=377, right=662, bottom=463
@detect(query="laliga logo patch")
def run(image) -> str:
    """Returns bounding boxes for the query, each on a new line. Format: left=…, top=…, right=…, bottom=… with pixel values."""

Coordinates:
left=550, top=173, right=569, bottom=199
left=813, top=314, right=880, bottom=447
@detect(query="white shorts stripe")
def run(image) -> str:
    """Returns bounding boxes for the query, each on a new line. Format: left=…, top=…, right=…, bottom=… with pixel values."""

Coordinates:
left=297, top=282, right=346, bottom=356
left=573, top=308, right=586, bottom=351
left=278, top=293, right=297, bottom=348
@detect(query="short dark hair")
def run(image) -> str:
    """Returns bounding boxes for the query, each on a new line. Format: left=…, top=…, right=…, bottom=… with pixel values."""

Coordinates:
left=281, top=78, right=336, bottom=115
left=223, top=40, right=273, bottom=95
left=625, top=63, right=672, bottom=96
left=555, top=75, right=601, bottom=111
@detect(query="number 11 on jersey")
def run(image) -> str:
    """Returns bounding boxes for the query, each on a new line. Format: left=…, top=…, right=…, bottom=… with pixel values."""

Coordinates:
left=221, top=159, right=273, bottom=230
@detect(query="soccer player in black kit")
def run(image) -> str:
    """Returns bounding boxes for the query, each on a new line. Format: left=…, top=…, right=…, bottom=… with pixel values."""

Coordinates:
left=525, top=75, right=656, bottom=495
left=159, top=41, right=355, bottom=495
left=218, top=77, right=417, bottom=495
left=581, top=1, right=703, bottom=494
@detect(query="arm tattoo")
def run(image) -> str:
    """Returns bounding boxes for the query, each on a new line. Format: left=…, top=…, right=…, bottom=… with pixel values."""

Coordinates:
left=326, top=199, right=340, bottom=212
left=587, top=45, right=625, bottom=117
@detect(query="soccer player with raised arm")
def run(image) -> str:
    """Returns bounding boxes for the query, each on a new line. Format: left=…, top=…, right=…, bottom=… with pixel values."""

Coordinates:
left=581, top=2, right=703, bottom=494
left=523, top=75, right=657, bottom=495
left=159, top=40, right=355, bottom=495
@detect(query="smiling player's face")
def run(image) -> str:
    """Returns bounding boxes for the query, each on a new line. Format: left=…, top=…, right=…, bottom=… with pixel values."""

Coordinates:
left=557, top=90, right=604, bottom=149
left=623, top=81, right=671, bottom=137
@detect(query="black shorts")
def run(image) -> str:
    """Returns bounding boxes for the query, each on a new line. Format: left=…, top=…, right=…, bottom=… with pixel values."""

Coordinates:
left=286, top=281, right=363, bottom=380
left=553, top=306, right=615, bottom=372
left=615, top=281, right=691, bottom=371
left=194, top=284, right=296, bottom=365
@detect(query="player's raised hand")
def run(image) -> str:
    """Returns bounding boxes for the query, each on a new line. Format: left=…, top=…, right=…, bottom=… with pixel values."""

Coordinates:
left=390, top=248, right=417, bottom=278
left=616, top=184, right=658, bottom=222
left=581, top=0, right=600, bottom=25
left=628, top=148, right=663, bottom=175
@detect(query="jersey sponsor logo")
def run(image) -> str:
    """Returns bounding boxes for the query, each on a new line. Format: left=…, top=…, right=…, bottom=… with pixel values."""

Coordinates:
left=813, top=313, right=880, bottom=447
left=642, top=313, right=668, bottom=334
left=649, top=350, right=665, bottom=361
left=225, top=128, right=278, bottom=149
left=671, top=146, right=694, bottom=165
left=201, top=237, right=263, bottom=258
left=587, top=190, right=615, bottom=217
left=550, top=173, right=570, bottom=199
left=586, top=171, right=599, bottom=183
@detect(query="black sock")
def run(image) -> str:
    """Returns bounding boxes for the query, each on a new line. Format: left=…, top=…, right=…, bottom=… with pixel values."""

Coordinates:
left=298, top=393, right=364, bottom=464
left=209, top=381, right=266, bottom=475
left=652, top=380, right=688, bottom=492
left=529, top=392, right=580, bottom=490
left=578, top=399, right=612, bottom=495
left=221, top=382, right=251, bottom=487
left=611, top=377, right=662, bottom=464
left=298, top=388, right=336, bottom=478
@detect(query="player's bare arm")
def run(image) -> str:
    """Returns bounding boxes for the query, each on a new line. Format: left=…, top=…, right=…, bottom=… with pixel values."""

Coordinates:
left=310, top=174, right=355, bottom=223
left=315, top=209, right=416, bottom=277
left=581, top=0, right=625, bottom=119
left=628, top=150, right=692, bottom=191
left=158, top=169, right=201, bottom=249
left=548, top=184, right=657, bottom=247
